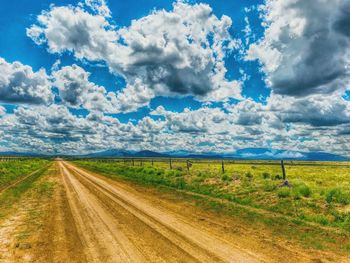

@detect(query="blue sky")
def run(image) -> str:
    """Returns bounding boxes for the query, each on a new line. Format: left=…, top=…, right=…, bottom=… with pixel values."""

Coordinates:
left=0, top=0, right=265, bottom=116
left=0, top=0, right=349, bottom=155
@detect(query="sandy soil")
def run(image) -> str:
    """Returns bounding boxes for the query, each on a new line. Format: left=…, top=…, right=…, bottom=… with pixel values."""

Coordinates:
left=1, top=161, right=349, bottom=263
left=59, top=161, right=265, bottom=262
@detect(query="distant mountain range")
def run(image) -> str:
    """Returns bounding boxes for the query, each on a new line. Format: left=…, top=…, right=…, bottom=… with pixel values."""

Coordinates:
left=0, top=151, right=45, bottom=157
left=83, top=149, right=169, bottom=158
left=227, top=148, right=350, bottom=161
left=79, top=148, right=350, bottom=161
left=2, top=148, right=348, bottom=161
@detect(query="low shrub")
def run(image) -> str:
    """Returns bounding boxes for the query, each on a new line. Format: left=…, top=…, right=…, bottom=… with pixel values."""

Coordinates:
left=273, top=174, right=282, bottom=180
left=313, top=215, right=329, bottom=226
left=262, top=172, right=270, bottom=179
left=296, top=184, right=312, bottom=198
left=221, top=174, right=231, bottom=181
left=245, top=172, right=253, bottom=180
left=263, top=181, right=275, bottom=192
left=277, top=188, right=291, bottom=198
left=326, top=188, right=350, bottom=205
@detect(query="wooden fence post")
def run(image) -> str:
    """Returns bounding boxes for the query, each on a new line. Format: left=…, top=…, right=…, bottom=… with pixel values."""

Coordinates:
left=281, top=160, right=286, bottom=180
left=169, top=158, right=172, bottom=170
left=151, top=159, right=154, bottom=166
left=132, top=158, right=134, bottom=166
left=221, top=160, right=225, bottom=174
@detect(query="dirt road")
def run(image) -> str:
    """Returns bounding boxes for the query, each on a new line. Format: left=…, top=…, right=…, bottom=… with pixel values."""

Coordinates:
left=59, top=161, right=265, bottom=262
left=2, top=161, right=345, bottom=262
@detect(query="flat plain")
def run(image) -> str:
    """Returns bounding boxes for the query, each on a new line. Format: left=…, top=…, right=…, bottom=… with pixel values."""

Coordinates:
left=0, top=158, right=349, bottom=262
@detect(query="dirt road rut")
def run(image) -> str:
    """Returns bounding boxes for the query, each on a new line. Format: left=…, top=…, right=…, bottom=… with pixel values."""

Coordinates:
left=59, top=161, right=264, bottom=263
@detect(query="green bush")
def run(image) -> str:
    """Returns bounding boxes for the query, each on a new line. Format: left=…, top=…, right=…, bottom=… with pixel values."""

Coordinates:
left=273, top=174, right=282, bottom=180
left=263, top=181, right=275, bottom=192
left=296, top=184, right=312, bottom=198
left=245, top=172, right=253, bottom=180
left=277, top=188, right=291, bottom=198
left=198, top=171, right=210, bottom=178
left=313, top=215, right=329, bottom=226
left=292, top=191, right=301, bottom=200
left=142, top=167, right=155, bottom=175
left=175, top=166, right=183, bottom=172
left=326, top=188, right=350, bottom=205
left=221, top=174, right=230, bottom=181
left=262, top=172, right=270, bottom=179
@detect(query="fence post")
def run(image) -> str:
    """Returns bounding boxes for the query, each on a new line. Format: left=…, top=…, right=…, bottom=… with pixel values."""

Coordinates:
left=141, top=159, right=143, bottom=166
left=132, top=158, right=134, bottom=166
left=281, top=160, right=286, bottom=180
left=186, top=160, right=190, bottom=173
left=221, top=160, right=225, bottom=174
left=151, top=159, right=154, bottom=166
left=169, top=158, right=172, bottom=170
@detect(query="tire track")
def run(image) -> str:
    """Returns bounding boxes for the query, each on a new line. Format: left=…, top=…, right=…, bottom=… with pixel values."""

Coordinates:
left=60, top=163, right=147, bottom=263
left=60, top=161, right=263, bottom=263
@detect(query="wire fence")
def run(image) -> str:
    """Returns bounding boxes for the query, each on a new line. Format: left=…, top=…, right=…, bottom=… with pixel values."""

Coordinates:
left=1, top=157, right=349, bottom=181
left=62, top=157, right=350, bottom=182
left=67, top=157, right=350, bottom=167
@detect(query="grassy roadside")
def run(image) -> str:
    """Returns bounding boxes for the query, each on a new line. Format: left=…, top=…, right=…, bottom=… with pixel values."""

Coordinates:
left=0, top=163, right=52, bottom=219
left=0, top=159, right=50, bottom=189
left=13, top=179, right=56, bottom=242
left=74, top=160, right=350, bottom=255
left=0, top=163, right=56, bottom=262
left=13, top=168, right=56, bottom=243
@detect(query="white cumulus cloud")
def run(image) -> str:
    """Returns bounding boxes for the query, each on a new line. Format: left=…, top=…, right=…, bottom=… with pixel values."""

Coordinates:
left=0, top=58, right=53, bottom=105
left=52, top=64, right=116, bottom=112
left=246, top=0, right=350, bottom=96
left=27, top=1, right=242, bottom=112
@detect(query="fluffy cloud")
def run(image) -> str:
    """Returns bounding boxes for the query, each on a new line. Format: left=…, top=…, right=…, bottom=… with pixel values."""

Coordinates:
left=0, top=101, right=349, bottom=155
left=84, top=0, right=111, bottom=17
left=0, top=58, right=52, bottom=105
left=114, top=2, right=240, bottom=100
left=267, top=93, right=350, bottom=126
left=151, top=106, right=228, bottom=133
left=112, top=80, right=155, bottom=112
left=5, top=105, right=99, bottom=149
left=246, top=0, right=350, bottom=96
left=2, top=0, right=349, bottom=156
left=52, top=64, right=116, bottom=112
left=228, top=99, right=264, bottom=126
left=338, top=125, right=350, bottom=135
left=26, top=5, right=117, bottom=61
left=0, top=106, right=5, bottom=115
left=27, top=1, right=241, bottom=112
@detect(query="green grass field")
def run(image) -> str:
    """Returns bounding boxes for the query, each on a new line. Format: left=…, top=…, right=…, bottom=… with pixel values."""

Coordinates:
left=75, top=158, right=350, bottom=253
left=0, top=159, right=50, bottom=189
left=0, top=159, right=51, bottom=219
